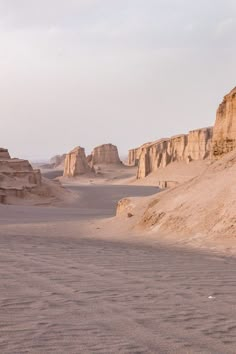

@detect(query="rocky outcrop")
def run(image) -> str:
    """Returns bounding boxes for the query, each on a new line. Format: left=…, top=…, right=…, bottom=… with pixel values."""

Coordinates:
left=0, top=148, right=43, bottom=203
left=41, top=154, right=66, bottom=170
left=212, top=87, right=236, bottom=158
left=128, top=143, right=151, bottom=166
left=63, top=147, right=92, bottom=177
left=89, top=144, right=121, bottom=166
left=0, top=148, right=10, bottom=159
left=131, top=87, right=236, bottom=180
left=136, top=128, right=213, bottom=179
left=187, top=128, right=212, bottom=161
left=50, top=154, right=66, bottom=168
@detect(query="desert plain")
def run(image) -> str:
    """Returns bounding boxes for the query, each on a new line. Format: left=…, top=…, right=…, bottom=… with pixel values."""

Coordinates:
left=0, top=182, right=236, bottom=354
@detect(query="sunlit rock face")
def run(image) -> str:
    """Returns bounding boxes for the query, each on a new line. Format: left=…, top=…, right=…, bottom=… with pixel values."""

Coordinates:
left=63, top=147, right=92, bottom=177
left=128, top=143, right=152, bottom=167
left=133, top=87, right=236, bottom=179
left=90, top=144, right=121, bottom=166
left=212, top=87, right=236, bottom=158
left=136, top=128, right=213, bottom=179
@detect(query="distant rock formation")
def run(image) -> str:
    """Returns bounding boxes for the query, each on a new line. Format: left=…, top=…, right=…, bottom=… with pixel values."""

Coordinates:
left=0, top=148, right=10, bottom=160
left=41, top=154, right=66, bottom=170
left=135, top=128, right=213, bottom=179
left=212, top=87, right=236, bottom=158
left=63, top=147, right=92, bottom=177
left=50, top=154, right=66, bottom=168
left=129, top=87, right=236, bottom=180
left=89, top=144, right=121, bottom=166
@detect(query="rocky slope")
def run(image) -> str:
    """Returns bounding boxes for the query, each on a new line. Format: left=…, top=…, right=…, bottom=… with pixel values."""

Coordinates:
left=63, top=147, right=92, bottom=177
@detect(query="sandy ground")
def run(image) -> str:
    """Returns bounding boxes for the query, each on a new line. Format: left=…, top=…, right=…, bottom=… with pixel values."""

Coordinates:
left=132, top=160, right=209, bottom=186
left=40, top=164, right=138, bottom=186
left=0, top=184, right=236, bottom=353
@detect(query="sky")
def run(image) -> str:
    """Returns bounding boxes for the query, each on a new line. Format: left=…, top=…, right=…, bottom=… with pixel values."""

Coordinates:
left=0, top=0, right=235, bottom=160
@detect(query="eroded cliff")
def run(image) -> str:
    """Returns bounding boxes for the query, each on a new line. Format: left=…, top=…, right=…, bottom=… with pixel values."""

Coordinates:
left=89, top=144, right=121, bottom=166
left=136, top=128, right=213, bottom=179
left=212, top=87, right=236, bottom=158
left=63, top=147, right=92, bottom=177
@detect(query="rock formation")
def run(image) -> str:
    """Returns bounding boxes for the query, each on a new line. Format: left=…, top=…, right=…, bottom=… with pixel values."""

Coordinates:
left=41, top=154, right=66, bottom=170
left=63, top=147, right=92, bottom=177
left=129, top=87, right=236, bottom=180
left=0, top=148, right=72, bottom=204
left=50, top=154, right=66, bottom=168
left=135, top=128, right=213, bottom=179
left=0, top=148, right=10, bottom=159
left=89, top=144, right=121, bottom=166
left=128, top=142, right=152, bottom=166
left=0, top=148, right=42, bottom=203
left=212, top=87, right=236, bottom=158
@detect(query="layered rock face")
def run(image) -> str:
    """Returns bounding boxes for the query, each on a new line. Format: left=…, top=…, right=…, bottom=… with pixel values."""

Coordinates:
left=63, top=147, right=92, bottom=177
left=0, top=148, right=10, bottom=159
left=0, top=148, right=42, bottom=203
left=212, top=87, right=236, bottom=158
left=187, top=128, right=212, bottom=161
left=136, top=128, right=213, bottom=179
left=131, top=87, right=236, bottom=180
left=89, top=144, right=121, bottom=166
left=128, top=143, right=152, bottom=166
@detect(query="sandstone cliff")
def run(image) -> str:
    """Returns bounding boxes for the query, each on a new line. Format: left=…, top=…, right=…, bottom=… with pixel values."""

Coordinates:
left=132, top=87, right=236, bottom=180
left=63, top=147, right=92, bottom=177
left=136, top=128, right=213, bottom=179
left=128, top=143, right=152, bottom=166
left=0, top=148, right=10, bottom=159
left=89, top=144, right=121, bottom=166
left=212, top=87, right=236, bottom=158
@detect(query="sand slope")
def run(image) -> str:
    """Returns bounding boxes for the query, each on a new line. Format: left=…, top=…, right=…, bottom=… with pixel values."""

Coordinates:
left=1, top=185, right=236, bottom=353
left=117, top=150, right=236, bottom=250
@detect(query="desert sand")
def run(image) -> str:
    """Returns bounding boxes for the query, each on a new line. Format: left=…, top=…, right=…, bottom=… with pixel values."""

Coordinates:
left=0, top=182, right=236, bottom=354
left=0, top=88, right=235, bottom=353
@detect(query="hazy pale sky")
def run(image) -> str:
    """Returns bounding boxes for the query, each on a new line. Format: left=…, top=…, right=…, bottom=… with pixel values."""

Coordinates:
left=0, top=0, right=235, bottom=160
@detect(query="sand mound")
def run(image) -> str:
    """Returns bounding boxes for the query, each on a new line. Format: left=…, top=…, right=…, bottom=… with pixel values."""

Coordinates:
left=117, top=150, right=236, bottom=239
